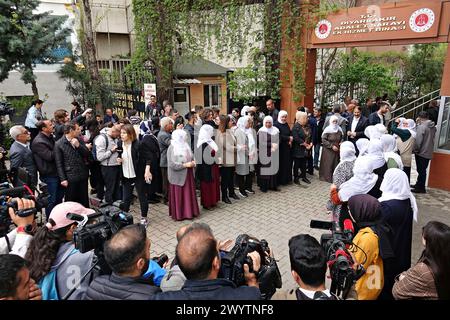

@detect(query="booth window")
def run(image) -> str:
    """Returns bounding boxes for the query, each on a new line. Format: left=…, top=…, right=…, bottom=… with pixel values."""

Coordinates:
left=437, top=97, right=450, bottom=151
left=204, top=84, right=221, bottom=108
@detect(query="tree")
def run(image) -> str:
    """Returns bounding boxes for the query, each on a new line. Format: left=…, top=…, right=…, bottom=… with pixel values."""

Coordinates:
left=0, top=0, right=70, bottom=98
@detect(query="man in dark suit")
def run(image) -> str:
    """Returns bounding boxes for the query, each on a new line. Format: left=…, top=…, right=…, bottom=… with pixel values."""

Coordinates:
left=368, top=101, right=389, bottom=125
left=9, top=125, right=37, bottom=187
left=347, top=106, right=369, bottom=149
left=266, top=99, right=279, bottom=123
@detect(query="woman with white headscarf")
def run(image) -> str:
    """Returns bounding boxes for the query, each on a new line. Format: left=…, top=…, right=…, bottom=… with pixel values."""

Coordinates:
left=327, top=141, right=357, bottom=222
left=167, top=129, right=200, bottom=220
left=274, top=110, right=293, bottom=185
left=364, top=125, right=382, bottom=140
left=391, top=118, right=416, bottom=182
left=380, top=134, right=403, bottom=169
left=378, top=168, right=418, bottom=300
left=196, top=124, right=220, bottom=210
left=365, top=139, right=388, bottom=198
left=234, top=116, right=255, bottom=197
left=356, top=138, right=370, bottom=157
left=319, top=115, right=343, bottom=183
left=257, top=116, right=280, bottom=192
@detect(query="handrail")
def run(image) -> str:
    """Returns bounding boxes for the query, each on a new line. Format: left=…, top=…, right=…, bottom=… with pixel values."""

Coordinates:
left=391, top=89, right=440, bottom=117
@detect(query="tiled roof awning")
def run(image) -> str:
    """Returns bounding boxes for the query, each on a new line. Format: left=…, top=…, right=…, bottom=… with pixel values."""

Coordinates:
left=173, top=78, right=202, bottom=84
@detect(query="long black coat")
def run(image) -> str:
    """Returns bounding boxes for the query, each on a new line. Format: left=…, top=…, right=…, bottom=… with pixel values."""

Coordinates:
left=274, top=122, right=292, bottom=185
left=291, top=123, right=311, bottom=159
left=54, top=136, right=90, bottom=182
left=31, top=132, right=57, bottom=177
left=196, top=143, right=216, bottom=182
left=138, top=133, right=161, bottom=192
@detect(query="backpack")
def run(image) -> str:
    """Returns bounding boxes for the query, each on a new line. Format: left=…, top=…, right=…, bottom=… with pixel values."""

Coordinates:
left=91, top=133, right=109, bottom=162
left=38, top=246, right=78, bottom=300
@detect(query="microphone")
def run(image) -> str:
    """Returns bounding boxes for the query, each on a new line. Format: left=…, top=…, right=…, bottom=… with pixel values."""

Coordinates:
left=343, top=219, right=355, bottom=241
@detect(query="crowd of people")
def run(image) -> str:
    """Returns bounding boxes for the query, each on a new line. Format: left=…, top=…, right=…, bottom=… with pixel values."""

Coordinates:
left=0, top=95, right=449, bottom=301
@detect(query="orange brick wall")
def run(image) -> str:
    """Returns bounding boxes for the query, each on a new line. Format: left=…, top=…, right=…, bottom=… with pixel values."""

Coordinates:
left=428, top=152, right=450, bottom=191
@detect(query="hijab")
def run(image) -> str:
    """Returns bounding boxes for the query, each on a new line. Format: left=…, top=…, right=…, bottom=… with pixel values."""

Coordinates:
left=338, top=157, right=378, bottom=202
left=237, top=115, right=256, bottom=151
left=348, top=194, right=395, bottom=260
left=339, top=141, right=356, bottom=162
left=197, top=124, right=218, bottom=151
left=258, top=116, right=279, bottom=136
left=364, top=125, right=381, bottom=140
left=277, top=110, right=288, bottom=124
left=171, top=129, right=191, bottom=158
left=366, top=139, right=386, bottom=170
left=380, top=134, right=403, bottom=169
left=322, top=115, right=343, bottom=137
left=403, top=119, right=417, bottom=139
left=379, top=168, right=418, bottom=222
left=241, top=105, right=250, bottom=117
left=356, top=138, right=369, bottom=157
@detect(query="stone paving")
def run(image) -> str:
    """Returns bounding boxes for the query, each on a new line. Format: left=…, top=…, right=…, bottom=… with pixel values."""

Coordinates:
left=129, top=170, right=450, bottom=291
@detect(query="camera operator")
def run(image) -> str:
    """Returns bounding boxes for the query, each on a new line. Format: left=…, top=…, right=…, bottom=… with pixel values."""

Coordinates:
left=84, top=224, right=161, bottom=300
left=272, top=234, right=351, bottom=300
left=155, top=223, right=261, bottom=300
left=9, top=125, right=38, bottom=187
left=32, top=120, right=64, bottom=218
left=25, top=202, right=97, bottom=300
left=0, top=198, right=36, bottom=257
left=0, top=254, right=42, bottom=300
left=347, top=194, right=394, bottom=300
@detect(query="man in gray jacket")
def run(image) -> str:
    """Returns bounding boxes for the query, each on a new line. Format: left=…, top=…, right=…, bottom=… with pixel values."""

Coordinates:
left=9, top=125, right=37, bottom=187
left=158, top=117, right=174, bottom=205
left=412, top=111, right=437, bottom=193
left=95, top=125, right=121, bottom=204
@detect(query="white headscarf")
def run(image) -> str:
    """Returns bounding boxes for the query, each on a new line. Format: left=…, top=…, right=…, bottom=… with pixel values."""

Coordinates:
left=364, top=125, right=382, bottom=140
left=197, top=124, right=218, bottom=151
left=375, top=123, right=387, bottom=136
left=403, top=119, right=417, bottom=139
left=171, top=129, right=190, bottom=157
left=366, top=139, right=386, bottom=170
left=241, top=105, right=250, bottom=117
left=339, top=141, right=356, bottom=162
left=356, top=138, right=369, bottom=157
left=322, top=115, right=343, bottom=138
left=277, top=110, right=288, bottom=124
left=258, top=116, right=279, bottom=136
left=379, top=168, right=418, bottom=222
left=338, top=157, right=378, bottom=202
left=237, top=116, right=255, bottom=150
left=380, top=134, right=404, bottom=169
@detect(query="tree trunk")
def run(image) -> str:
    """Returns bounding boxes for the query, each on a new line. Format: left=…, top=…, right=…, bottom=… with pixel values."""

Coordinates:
left=31, top=80, right=39, bottom=99
left=81, top=0, right=102, bottom=114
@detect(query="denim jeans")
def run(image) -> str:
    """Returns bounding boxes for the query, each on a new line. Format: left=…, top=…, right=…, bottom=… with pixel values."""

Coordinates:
left=313, top=144, right=321, bottom=167
left=40, top=176, right=65, bottom=219
left=415, top=155, right=430, bottom=190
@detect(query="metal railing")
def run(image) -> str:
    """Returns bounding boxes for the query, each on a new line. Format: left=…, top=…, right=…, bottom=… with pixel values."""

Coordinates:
left=389, top=89, right=440, bottom=124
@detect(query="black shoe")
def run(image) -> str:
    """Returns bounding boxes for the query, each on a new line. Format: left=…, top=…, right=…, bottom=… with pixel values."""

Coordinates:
left=245, top=189, right=255, bottom=194
left=410, top=184, right=417, bottom=189
left=302, top=178, right=311, bottom=184
left=239, top=191, right=248, bottom=197
left=222, top=197, right=232, bottom=204
left=314, top=165, right=320, bottom=170
left=203, top=206, right=214, bottom=211
left=230, top=194, right=240, bottom=200
left=411, top=188, right=426, bottom=194
left=148, top=198, right=160, bottom=204
left=307, top=171, right=314, bottom=176
left=294, top=179, right=301, bottom=185
left=272, top=188, right=281, bottom=192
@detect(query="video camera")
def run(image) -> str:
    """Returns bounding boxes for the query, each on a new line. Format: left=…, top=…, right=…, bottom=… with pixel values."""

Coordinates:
left=220, top=234, right=282, bottom=300
left=0, top=168, right=49, bottom=237
left=71, top=203, right=134, bottom=254
left=310, top=219, right=365, bottom=299
left=0, top=101, right=15, bottom=117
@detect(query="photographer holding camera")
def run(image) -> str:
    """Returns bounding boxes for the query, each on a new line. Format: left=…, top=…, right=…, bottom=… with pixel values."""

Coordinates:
left=25, top=202, right=97, bottom=300
left=84, top=224, right=161, bottom=300
left=272, top=234, right=335, bottom=300
left=155, top=223, right=261, bottom=300
left=0, top=198, right=36, bottom=257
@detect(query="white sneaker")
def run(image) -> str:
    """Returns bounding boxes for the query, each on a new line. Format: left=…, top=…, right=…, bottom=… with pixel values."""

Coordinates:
left=140, top=218, right=149, bottom=228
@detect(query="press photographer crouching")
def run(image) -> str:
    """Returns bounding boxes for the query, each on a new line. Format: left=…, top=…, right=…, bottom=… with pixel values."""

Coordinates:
left=0, top=254, right=42, bottom=300
left=0, top=197, right=36, bottom=257
left=25, top=202, right=98, bottom=300
left=272, top=234, right=337, bottom=300
left=155, top=223, right=262, bottom=300
left=84, top=224, right=162, bottom=300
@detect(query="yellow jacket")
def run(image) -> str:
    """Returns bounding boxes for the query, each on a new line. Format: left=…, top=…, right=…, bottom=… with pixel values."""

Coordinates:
left=352, top=227, right=384, bottom=300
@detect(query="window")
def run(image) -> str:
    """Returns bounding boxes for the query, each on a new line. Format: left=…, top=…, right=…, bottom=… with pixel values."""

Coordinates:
left=203, top=84, right=221, bottom=108
left=437, top=97, right=450, bottom=151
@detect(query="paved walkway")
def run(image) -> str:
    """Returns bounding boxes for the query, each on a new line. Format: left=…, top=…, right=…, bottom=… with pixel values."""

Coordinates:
left=129, top=171, right=450, bottom=291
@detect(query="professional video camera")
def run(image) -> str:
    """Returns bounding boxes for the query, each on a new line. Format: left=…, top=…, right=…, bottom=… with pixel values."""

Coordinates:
left=310, top=219, right=365, bottom=299
left=220, top=234, right=282, bottom=300
left=71, top=203, right=134, bottom=253
left=0, top=101, right=15, bottom=117
left=0, top=168, right=49, bottom=237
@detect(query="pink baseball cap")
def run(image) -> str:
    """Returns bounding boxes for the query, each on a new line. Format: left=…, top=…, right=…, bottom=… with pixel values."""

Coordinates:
left=46, top=202, right=96, bottom=231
